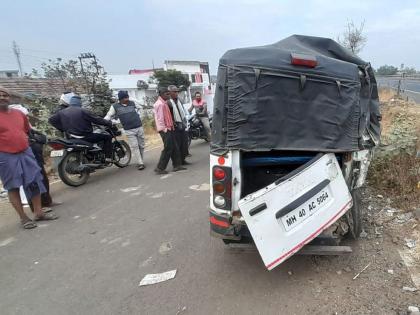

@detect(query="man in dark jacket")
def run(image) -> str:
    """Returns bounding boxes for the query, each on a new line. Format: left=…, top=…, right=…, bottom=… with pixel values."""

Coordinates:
left=49, top=96, right=113, bottom=161
left=168, top=85, right=190, bottom=164
left=105, top=91, right=145, bottom=170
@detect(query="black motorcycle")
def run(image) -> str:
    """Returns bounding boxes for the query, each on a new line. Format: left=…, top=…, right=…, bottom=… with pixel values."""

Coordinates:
left=187, top=114, right=212, bottom=147
left=48, top=125, right=131, bottom=187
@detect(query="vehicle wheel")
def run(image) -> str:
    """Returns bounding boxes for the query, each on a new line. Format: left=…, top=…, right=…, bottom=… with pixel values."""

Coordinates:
left=346, top=188, right=362, bottom=239
left=187, top=134, right=192, bottom=148
left=114, top=140, right=131, bottom=168
left=58, top=152, right=90, bottom=187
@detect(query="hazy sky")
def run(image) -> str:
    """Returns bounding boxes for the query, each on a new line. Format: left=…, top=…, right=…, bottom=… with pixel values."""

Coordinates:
left=1, top=0, right=419, bottom=75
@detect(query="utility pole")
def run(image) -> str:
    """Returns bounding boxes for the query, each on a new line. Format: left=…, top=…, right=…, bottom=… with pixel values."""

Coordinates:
left=12, top=41, right=24, bottom=76
left=78, top=52, right=98, bottom=94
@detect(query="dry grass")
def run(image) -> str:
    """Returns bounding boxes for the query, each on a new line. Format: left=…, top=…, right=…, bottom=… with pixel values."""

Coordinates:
left=369, top=153, right=419, bottom=210
left=369, top=88, right=420, bottom=210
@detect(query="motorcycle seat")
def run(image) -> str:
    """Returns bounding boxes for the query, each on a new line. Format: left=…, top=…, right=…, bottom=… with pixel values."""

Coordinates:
left=63, top=138, right=94, bottom=147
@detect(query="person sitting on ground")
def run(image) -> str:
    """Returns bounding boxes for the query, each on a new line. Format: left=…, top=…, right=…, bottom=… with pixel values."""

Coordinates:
left=48, top=95, right=114, bottom=162
left=153, top=86, right=186, bottom=175
left=105, top=91, right=145, bottom=170
left=188, top=91, right=211, bottom=141
left=0, top=87, right=58, bottom=229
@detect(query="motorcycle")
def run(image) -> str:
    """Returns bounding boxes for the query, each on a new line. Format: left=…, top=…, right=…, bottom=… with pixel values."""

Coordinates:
left=48, top=125, right=131, bottom=187
left=187, top=114, right=212, bottom=147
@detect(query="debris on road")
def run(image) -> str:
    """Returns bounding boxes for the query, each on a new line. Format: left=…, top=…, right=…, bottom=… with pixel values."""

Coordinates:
left=360, top=230, right=368, bottom=238
left=159, top=241, right=172, bottom=254
left=189, top=183, right=210, bottom=191
left=402, top=286, right=418, bottom=292
left=405, top=239, right=417, bottom=249
left=120, top=185, right=143, bottom=193
left=176, top=306, right=187, bottom=315
left=407, top=306, right=420, bottom=314
left=0, top=237, right=15, bottom=247
left=387, top=269, right=394, bottom=275
left=353, top=262, right=371, bottom=280
left=139, top=269, right=177, bottom=286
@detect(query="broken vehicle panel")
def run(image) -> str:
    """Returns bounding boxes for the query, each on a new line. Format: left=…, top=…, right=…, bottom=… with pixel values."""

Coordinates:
left=238, top=153, right=352, bottom=270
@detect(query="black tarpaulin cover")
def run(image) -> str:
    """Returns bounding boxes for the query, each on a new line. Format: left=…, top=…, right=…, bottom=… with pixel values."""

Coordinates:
left=211, top=35, right=381, bottom=154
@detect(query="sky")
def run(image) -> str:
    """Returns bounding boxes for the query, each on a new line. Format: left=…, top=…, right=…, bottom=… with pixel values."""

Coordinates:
left=1, top=0, right=419, bottom=75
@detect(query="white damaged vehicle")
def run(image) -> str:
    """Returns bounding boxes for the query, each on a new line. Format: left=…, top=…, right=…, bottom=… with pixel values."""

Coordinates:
left=208, top=35, right=381, bottom=270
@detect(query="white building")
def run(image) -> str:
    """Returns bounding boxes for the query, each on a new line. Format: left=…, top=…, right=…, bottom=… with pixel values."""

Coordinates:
left=108, top=60, right=214, bottom=114
left=108, top=70, right=157, bottom=107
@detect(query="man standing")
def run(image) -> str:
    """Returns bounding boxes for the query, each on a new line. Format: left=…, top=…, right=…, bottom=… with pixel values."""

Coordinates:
left=189, top=91, right=211, bottom=141
left=168, top=85, right=190, bottom=165
left=10, top=104, right=58, bottom=209
left=49, top=96, right=114, bottom=162
left=0, top=87, right=58, bottom=229
left=153, top=87, right=186, bottom=175
left=105, top=91, right=145, bottom=170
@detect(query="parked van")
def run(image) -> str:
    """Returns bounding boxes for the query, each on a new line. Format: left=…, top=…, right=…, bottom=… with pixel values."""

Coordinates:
left=209, top=35, right=381, bottom=270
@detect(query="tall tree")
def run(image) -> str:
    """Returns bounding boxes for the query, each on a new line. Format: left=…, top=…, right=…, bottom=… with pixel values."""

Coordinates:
left=34, top=57, right=113, bottom=116
left=151, top=69, right=191, bottom=90
left=338, top=20, right=367, bottom=55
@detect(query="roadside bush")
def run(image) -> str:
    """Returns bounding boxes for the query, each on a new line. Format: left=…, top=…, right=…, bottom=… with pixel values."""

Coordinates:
left=369, top=152, right=419, bottom=210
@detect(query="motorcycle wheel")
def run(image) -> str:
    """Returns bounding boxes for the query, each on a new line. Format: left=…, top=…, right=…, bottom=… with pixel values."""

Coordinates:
left=187, top=133, right=192, bottom=148
left=58, top=152, right=90, bottom=187
left=114, top=140, right=131, bottom=168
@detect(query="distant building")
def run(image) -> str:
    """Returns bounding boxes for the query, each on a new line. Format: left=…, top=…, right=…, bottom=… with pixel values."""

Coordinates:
left=0, top=77, right=66, bottom=97
left=108, top=60, right=214, bottom=114
left=0, top=70, right=19, bottom=78
left=108, top=70, right=157, bottom=107
left=164, top=60, right=214, bottom=113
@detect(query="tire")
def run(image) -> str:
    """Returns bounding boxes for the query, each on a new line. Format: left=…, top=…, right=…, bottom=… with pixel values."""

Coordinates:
left=58, top=152, right=90, bottom=187
left=187, top=133, right=192, bottom=148
left=113, top=140, right=131, bottom=168
left=346, top=188, right=362, bottom=239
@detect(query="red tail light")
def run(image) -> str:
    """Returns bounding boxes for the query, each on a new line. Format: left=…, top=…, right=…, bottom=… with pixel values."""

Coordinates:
left=213, top=167, right=226, bottom=180
left=49, top=143, right=65, bottom=150
left=291, top=53, right=317, bottom=68
left=212, top=166, right=232, bottom=210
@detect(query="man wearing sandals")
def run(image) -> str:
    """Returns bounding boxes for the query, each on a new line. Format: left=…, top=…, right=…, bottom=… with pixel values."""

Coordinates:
left=0, top=87, right=58, bottom=229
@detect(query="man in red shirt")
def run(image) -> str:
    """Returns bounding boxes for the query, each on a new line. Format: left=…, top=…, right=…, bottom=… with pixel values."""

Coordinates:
left=0, top=87, right=58, bottom=229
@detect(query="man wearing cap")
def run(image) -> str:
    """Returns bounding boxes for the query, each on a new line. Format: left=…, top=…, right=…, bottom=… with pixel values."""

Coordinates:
left=168, top=85, right=190, bottom=164
left=105, top=91, right=145, bottom=170
left=0, top=87, right=58, bottom=229
left=153, top=87, right=186, bottom=175
left=49, top=95, right=114, bottom=162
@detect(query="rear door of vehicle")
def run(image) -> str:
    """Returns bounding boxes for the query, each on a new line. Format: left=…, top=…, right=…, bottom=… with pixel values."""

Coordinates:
left=238, top=153, right=352, bottom=270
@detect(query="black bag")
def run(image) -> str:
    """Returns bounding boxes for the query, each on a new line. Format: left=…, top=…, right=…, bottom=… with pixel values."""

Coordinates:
left=29, top=129, right=47, bottom=145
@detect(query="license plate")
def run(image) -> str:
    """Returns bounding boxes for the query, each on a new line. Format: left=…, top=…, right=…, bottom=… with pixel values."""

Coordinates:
left=50, top=150, right=64, bottom=157
left=280, top=187, right=332, bottom=231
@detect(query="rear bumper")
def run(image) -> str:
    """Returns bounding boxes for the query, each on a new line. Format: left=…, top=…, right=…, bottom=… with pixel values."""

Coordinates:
left=209, top=210, right=241, bottom=240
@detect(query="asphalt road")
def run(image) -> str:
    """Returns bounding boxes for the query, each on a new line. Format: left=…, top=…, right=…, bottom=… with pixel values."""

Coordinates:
left=0, top=142, right=416, bottom=315
left=377, top=76, right=420, bottom=103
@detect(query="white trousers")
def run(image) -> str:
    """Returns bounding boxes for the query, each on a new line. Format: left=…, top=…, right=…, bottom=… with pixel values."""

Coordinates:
left=125, top=127, right=145, bottom=165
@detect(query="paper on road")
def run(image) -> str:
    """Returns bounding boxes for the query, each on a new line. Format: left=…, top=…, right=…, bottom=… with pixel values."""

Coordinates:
left=139, top=270, right=177, bottom=286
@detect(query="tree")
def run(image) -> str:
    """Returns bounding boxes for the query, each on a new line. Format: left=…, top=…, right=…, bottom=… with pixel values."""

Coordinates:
left=34, top=57, right=113, bottom=116
left=151, top=69, right=191, bottom=90
left=376, top=65, right=399, bottom=76
left=338, top=20, right=367, bottom=55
